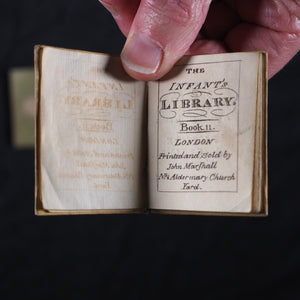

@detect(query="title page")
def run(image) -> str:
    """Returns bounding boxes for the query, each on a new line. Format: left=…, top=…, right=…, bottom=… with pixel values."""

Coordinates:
left=148, top=52, right=260, bottom=213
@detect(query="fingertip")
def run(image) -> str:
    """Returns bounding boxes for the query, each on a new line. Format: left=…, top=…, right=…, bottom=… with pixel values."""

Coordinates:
left=118, top=0, right=212, bottom=80
left=121, top=60, right=166, bottom=81
left=120, top=33, right=164, bottom=80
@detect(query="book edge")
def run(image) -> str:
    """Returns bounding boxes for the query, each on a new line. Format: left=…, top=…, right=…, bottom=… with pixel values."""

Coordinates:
left=261, top=51, right=268, bottom=215
left=250, top=51, right=268, bottom=216
left=149, top=209, right=267, bottom=217
left=34, top=45, right=44, bottom=216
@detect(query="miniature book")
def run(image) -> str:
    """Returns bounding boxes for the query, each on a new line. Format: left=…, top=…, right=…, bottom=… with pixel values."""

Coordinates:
left=35, top=45, right=268, bottom=216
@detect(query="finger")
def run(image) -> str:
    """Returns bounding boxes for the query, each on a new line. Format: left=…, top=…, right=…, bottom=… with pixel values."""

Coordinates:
left=225, top=0, right=300, bottom=34
left=225, top=23, right=300, bottom=78
left=224, top=0, right=300, bottom=78
left=120, top=0, right=212, bottom=80
left=99, top=0, right=140, bottom=36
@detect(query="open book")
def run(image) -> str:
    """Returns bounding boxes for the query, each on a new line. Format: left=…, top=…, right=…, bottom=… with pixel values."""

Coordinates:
left=35, top=46, right=267, bottom=216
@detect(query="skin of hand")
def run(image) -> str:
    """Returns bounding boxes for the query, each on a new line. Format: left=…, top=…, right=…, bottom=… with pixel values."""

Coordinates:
left=99, top=0, right=300, bottom=80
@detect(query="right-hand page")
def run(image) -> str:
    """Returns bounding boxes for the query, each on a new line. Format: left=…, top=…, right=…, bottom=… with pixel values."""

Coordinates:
left=148, top=52, right=267, bottom=214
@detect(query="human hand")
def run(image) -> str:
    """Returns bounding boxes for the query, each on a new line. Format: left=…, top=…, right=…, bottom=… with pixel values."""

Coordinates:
left=100, top=0, right=300, bottom=80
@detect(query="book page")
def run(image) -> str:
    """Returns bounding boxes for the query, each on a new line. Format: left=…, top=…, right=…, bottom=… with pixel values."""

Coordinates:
left=37, top=47, right=146, bottom=211
left=148, top=52, right=261, bottom=213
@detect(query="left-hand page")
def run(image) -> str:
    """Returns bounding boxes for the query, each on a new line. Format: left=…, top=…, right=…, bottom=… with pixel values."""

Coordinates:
left=36, top=46, right=147, bottom=213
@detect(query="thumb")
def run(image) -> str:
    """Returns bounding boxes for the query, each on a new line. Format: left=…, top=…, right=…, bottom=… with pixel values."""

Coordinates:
left=121, top=0, right=212, bottom=80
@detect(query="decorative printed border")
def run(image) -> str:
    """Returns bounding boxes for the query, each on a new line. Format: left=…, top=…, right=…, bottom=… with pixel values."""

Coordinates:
left=157, top=60, right=241, bottom=193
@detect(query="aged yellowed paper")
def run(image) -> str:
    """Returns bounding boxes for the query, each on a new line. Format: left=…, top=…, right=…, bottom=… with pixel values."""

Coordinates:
left=148, top=52, right=262, bottom=213
left=38, top=47, right=146, bottom=211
